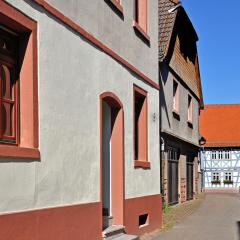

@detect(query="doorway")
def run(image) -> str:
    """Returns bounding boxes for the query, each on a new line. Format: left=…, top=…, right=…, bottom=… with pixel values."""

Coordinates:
left=168, top=147, right=179, bottom=205
left=186, top=155, right=194, bottom=200
left=100, top=92, right=124, bottom=229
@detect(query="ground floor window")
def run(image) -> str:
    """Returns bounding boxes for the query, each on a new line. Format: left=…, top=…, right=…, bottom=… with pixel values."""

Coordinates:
left=225, top=172, right=232, bottom=181
left=211, top=172, right=221, bottom=185
left=212, top=172, right=220, bottom=181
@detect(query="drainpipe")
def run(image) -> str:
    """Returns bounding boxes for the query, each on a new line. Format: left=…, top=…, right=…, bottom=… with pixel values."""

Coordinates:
left=159, top=62, right=165, bottom=206
left=160, top=137, right=165, bottom=199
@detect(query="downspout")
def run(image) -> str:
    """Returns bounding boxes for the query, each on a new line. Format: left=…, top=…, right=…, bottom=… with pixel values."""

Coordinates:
left=159, top=62, right=165, bottom=206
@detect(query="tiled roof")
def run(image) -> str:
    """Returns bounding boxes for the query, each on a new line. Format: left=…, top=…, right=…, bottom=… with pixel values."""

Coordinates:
left=158, top=0, right=179, bottom=60
left=200, top=104, right=240, bottom=147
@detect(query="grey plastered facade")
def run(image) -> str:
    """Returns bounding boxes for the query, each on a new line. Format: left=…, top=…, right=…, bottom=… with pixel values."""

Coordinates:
left=0, top=0, right=162, bottom=239
left=159, top=0, right=203, bottom=205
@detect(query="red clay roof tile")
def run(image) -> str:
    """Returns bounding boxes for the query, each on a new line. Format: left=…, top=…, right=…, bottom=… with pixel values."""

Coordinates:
left=200, top=104, right=240, bottom=147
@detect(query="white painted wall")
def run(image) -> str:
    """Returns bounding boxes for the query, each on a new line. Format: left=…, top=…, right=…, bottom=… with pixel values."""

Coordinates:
left=0, top=0, right=160, bottom=214
left=202, top=149, right=240, bottom=189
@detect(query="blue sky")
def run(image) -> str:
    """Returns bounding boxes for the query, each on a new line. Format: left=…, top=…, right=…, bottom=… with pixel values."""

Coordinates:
left=182, top=0, right=240, bottom=104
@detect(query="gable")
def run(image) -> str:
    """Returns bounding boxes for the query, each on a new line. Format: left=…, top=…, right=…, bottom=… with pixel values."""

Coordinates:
left=166, top=10, right=202, bottom=101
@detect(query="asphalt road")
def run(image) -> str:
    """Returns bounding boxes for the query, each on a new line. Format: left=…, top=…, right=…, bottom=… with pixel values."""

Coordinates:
left=156, top=193, right=240, bottom=240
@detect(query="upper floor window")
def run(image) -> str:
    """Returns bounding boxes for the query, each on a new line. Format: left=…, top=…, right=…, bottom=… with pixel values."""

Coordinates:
left=133, top=85, right=149, bottom=168
left=187, top=95, right=193, bottom=123
left=173, top=80, right=179, bottom=113
left=0, top=28, right=18, bottom=144
left=225, top=150, right=231, bottom=159
left=108, top=0, right=123, bottom=14
left=218, top=151, right=223, bottom=160
left=133, top=0, right=150, bottom=42
left=211, top=151, right=217, bottom=160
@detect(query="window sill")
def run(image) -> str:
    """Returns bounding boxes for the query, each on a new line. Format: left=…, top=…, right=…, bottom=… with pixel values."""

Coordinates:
left=172, top=109, right=180, bottom=115
left=172, top=109, right=180, bottom=120
left=109, top=0, right=123, bottom=14
left=0, top=145, right=40, bottom=159
left=134, top=160, right=151, bottom=169
left=133, top=21, right=150, bottom=43
left=187, top=120, right=193, bottom=128
left=139, top=223, right=149, bottom=229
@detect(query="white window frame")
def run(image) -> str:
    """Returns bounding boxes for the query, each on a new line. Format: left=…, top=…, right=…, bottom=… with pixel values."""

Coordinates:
left=218, top=151, right=223, bottom=160
left=225, top=150, right=231, bottom=160
left=225, top=172, right=232, bottom=181
left=211, top=151, right=217, bottom=160
left=212, top=172, right=220, bottom=181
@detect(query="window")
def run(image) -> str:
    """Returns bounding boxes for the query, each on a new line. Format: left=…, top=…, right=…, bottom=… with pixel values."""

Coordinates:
left=212, top=172, right=220, bottom=181
left=168, top=147, right=179, bottom=161
left=173, top=80, right=179, bottom=113
left=187, top=95, right=193, bottom=123
left=108, top=0, right=123, bottom=14
left=225, top=150, right=231, bottom=159
left=0, top=28, right=18, bottom=143
left=218, top=151, right=223, bottom=160
left=225, top=172, right=232, bottom=181
left=0, top=1, right=39, bottom=158
left=133, top=0, right=150, bottom=41
left=139, top=213, right=149, bottom=228
left=133, top=85, right=149, bottom=168
left=211, top=151, right=216, bottom=160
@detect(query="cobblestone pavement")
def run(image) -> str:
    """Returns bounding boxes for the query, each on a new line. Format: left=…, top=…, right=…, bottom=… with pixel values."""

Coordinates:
left=143, top=193, right=240, bottom=240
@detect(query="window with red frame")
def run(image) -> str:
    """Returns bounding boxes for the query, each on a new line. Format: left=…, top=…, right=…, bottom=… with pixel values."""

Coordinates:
left=134, top=0, right=147, bottom=33
left=134, top=86, right=147, bottom=161
left=0, top=27, right=18, bottom=144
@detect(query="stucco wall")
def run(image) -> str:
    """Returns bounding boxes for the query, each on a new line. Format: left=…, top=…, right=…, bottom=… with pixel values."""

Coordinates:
left=160, top=63, right=200, bottom=146
left=0, top=0, right=160, bottom=214
left=46, top=0, right=159, bottom=83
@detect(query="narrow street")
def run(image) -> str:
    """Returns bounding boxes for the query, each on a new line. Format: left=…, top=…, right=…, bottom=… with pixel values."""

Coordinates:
left=156, top=193, right=240, bottom=240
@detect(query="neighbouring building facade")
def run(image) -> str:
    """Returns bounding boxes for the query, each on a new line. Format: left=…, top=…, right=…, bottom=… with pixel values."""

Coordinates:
left=0, top=1, right=162, bottom=239
left=159, top=0, right=204, bottom=205
left=200, top=104, right=240, bottom=193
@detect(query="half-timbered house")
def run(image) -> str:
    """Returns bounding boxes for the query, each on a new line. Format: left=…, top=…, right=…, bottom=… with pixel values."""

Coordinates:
left=200, top=104, right=240, bottom=193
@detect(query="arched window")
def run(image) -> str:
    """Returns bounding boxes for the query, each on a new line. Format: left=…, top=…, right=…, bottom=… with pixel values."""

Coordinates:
left=0, top=27, right=18, bottom=143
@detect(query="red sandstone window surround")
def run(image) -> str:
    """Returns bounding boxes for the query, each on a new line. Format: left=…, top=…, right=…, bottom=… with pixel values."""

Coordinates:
left=187, top=94, right=193, bottom=124
left=133, top=0, right=150, bottom=42
left=0, top=1, right=39, bottom=159
left=133, top=85, right=150, bottom=168
left=108, top=0, right=123, bottom=14
left=0, top=28, right=18, bottom=144
left=173, top=80, right=179, bottom=114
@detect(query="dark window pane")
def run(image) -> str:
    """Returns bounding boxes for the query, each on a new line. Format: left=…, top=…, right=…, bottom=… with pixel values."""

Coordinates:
left=2, top=102, right=14, bottom=137
left=1, top=64, right=14, bottom=100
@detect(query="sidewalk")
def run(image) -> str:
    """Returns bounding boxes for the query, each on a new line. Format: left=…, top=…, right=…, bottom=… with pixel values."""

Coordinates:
left=140, top=193, right=205, bottom=240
